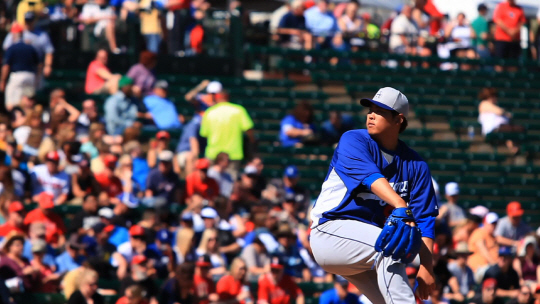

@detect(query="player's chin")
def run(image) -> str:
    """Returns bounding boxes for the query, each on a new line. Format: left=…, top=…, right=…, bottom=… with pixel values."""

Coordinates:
left=366, top=126, right=379, bottom=135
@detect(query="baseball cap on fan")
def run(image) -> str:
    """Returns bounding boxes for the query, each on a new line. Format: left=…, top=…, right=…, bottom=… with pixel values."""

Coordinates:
left=207, top=81, right=223, bottom=94
left=360, top=87, right=409, bottom=118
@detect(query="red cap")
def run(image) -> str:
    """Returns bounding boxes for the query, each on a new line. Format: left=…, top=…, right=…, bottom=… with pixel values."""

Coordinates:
left=10, top=23, right=24, bottom=34
left=362, top=12, right=371, bottom=21
left=104, top=225, right=115, bottom=233
left=103, top=154, right=118, bottom=168
left=195, top=255, right=212, bottom=267
left=506, top=201, right=524, bottom=217
left=38, top=192, right=55, bottom=209
left=8, top=201, right=24, bottom=213
left=156, top=131, right=170, bottom=140
left=129, top=225, right=145, bottom=236
left=195, top=158, right=211, bottom=170
left=45, top=151, right=60, bottom=162
left=483, top=278, right=497, bottom=289
left=131, top=255, right=147, bottom=265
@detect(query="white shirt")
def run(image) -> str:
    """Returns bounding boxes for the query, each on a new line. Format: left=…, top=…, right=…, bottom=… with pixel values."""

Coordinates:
left=389, top=14, right=418, bottom=50
left=80, top=4, right=115, bottom=36
left=30, top=164, right=70, bottom=200
left=13, top=126, right=31, bottom=147
left=478, top=112, right=509, bottom=135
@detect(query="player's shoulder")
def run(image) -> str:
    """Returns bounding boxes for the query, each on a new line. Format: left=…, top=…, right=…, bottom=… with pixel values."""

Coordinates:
left=399, top=141, right=428, bottom=163
left=339, top=129, right=371, bottom=145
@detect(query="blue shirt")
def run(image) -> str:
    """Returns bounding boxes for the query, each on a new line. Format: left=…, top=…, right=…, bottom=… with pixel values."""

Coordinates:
left=304, top=6, right=339, bottom=37
left=55, top=251, right=85, bottom=274
left=176, top=115, right=201, bottom=153
left=143, top=95, right=182, bottom=130
left=23, top=240, right=55, bottom=267
left=104, top=91, right=139, bottom=135
left=108, top=226, right=130, bottom=247
left=279, top=114, right=315, bottom=147
left=310, top=129, right=438, bottom=239
left=3, top=42, right=39, bottom=73
left=319, top=289, right=362, bottom=304
left=132, top=157, right=150, bottom=191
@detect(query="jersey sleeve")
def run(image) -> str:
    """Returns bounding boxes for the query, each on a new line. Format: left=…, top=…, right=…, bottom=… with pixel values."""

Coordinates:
left=239, top=106, right=254, bottom=132
left=333, top=131, right=384, bottom=191
left=408, top=161, right=438, bottom=239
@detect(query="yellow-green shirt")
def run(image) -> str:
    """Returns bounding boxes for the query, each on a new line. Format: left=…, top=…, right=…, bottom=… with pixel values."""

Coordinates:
left=200, top=102, right=254, bottom=161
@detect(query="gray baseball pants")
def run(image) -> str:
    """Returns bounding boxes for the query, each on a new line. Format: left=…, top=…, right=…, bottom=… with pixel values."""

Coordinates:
left=310, top=220, right=415, bottom=304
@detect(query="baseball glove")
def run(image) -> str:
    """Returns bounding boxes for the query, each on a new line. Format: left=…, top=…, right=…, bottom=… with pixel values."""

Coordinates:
left=374, top=207, right=422, bottom=264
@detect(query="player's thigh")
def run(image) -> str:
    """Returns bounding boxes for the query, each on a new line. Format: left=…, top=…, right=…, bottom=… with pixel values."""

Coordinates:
left=375, top=255, right=416, bottom=304
left=310, top=220, right=381, bottom=276
left=343, top=271, right=385, bottom=304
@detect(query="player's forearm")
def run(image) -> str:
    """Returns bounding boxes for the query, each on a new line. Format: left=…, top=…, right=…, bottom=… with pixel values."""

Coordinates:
left=419, top=237, right=434, bottom=272
left=370, top=178, right=408, bottom=208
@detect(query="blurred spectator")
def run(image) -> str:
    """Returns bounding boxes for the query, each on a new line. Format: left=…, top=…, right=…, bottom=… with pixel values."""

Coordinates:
left=115, top=154, right=142, bottom=198
left=257, top=255, right=304, bottom=304
left=199, top=84, right=254, bottom=174
left=230, top=165, right=260, bottom=207
left=468, top=278, right=505, bottom=304
left=116, top=284, right=149, bottom=304
left=124, top=141, right=150, bottom=191
left=515, top=236, right=539, bottom=288
left=160, top=262, right=196, bottom=304
left=184, top=80, right=215, bottom=114
left=246, top=156, right=267, bottom=196
left=84, top=49, right=121, bottom=95
left=175, top=114, right=202, bottom=176
left=76, top=100, right=102, bottom=140
left=478, top=88, right=524, bottom=154
left=196, top=228, right=227, bottom=277
left=276, top=0, right=310, bottom=49
left=67, top=269, right=104, bottom=304
left=266, top=165, right=310, bottom=220
left=508, top=285, right=534, bottom=304
left=304, top=0, right=340, bottom=49
left=23, top=222, right=55, bottom=267
left=80, top=124, right=106, bottom=160
left=280, top=101, right=316, bottom=148
left=143, top=81, right=182, bottom=130
left=175, top=212, right=197, bottom=263
left=492, top=0, right=525, bottom=63
left=24, top=193, right=66, bottom=248
left=186, top=158, right=219, bottom=202
left=129, top=0, right=163, bottom=53
left=71, top=154, right=101, bottom=200
left=155, top=229, right=177, bottom=275
left=274, top=225, right=308, bottom=281
left=389, top=5, right=430, bottom=57
left=1, top=22, right=39, bottom=111
left=445, top=242, right=475, bottom=302
left=468, top=212, right=499, bottom=280
left=147, top=131, right=170, bottom=168
left=319, top=275, right=361, bottom=304
left=69, top=194, right=100, bottom=235
left=484, top=246, right=520, bottom=298
left=104, top=76, right=141, bottom=136
left=118, top=255, right=158, bottom=302
left=320, top=111, right=354, bottom=146
left=0, top=232, right=37, bottom=292
left=79, top=0, right=119, bottom=53
left=114, top=225, right=162, bottom=280
left=208, top=152, right=233, bottom=198
left=444, top=13, right=476, bottom=62
left=495, top=202, right=531, bottom=248
left=363, top=13, right=380, bottom=39
left=471, top=4, right=490, bottom=58
left=0, top=201, right=25, bottom=236
left=55, top=234, right=88, bottom=274
left=437, top=182, right=465, bottom=228
left=337, top=1, right=368, bottom=50
left=88, top=223, right=116, bottom=275
left=166, top=0, right=191, bottom=56
left=126, top=51, right=157, bottom=97
left=216, top=257, right=252, bottom=303
left=95, top=154, right=123, bottom=199
left=194, top=255, right=218, bottom=304
left=30, top=238, right=60, bottom=292
left=241, top=237, right=269, bottom=282
left=145, top=150, right=181, bottom=205
left=15, top=0, right=45, bottom=26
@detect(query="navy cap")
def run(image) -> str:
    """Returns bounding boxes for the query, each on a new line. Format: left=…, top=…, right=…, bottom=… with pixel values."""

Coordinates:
left=284, top=165, right=299, bottom=178
left=157, top=229, right=173, bottom=245
left=499, top=246, right=515, bottom=257
left=269, top=255, right=286, bottom=269
left=181, top=212, right=193, bottom=221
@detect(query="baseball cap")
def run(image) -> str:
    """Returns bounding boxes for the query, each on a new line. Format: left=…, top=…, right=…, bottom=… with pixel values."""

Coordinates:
left=98, top=208, right=114, bottom=219
left=196, top=254, right=212, bottom=267
left=38, top=192, right=55, bottom=209
left=45, top=151, right=60, bottom=162
left=24, top=12, right=36, bottom=21
left=498, top=246, right=515, bottom=257
left=507, top=201, right=524, bottom=217
left=158, top=150, right=174, bottom=162
left=483, top=278, right=497, bottom=289
left=31, top=239, right=47, bottom=253
left=201, top=207, right=218, bottom=219
left=156, top=131, right=170, bottom=140
left=129, top=225, right=145, bottom=237
left=118, top=76, right=134, bottom=88
left=469, top=205, right=489, bottom=218
left=21, top=87, right=36, bottom=99
left=360, top=87, right=409, bottom=118
left=244, top=165, right=258, bottom=177
left=157, top=229, right=173, bottom=245
left=181, top=212, right=194, bottom=222
left=269, top=255, right=285, bottom=269
left=284, top=165, right=299, bottom=178
left=10, top=22, right=24, bottom=34
left=154, top=80, right=169, bottom=90
left=196, top=158, right=211, bottom=170
left=445, top=182, right=459, bottom=196
left=132, top=255, right=147, bottom=265
left=484, top=212, right=499, bottom=224
left=478, top=3, right=487, bottom=11
left=206, top=81, right=223, bottom=94
left=8, top=201, right=24, bottom=213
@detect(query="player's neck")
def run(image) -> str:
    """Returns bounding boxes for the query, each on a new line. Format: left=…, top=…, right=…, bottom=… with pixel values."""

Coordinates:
left=372, top=133, right=399, bottom=151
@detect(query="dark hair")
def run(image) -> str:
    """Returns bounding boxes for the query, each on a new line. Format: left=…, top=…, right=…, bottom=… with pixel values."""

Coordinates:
left=215, top=152, right=229, bottom=164
left=477, top=3, right=487, bottom=11
left=139, top=51, right=157, bottom=68
left=391, top=112, right=408, bottom=133
left=478, top=87, right=498, bottom=101
left=83, top=194, right=96, bottom=202
left=292, top=100, right=314, bottom=124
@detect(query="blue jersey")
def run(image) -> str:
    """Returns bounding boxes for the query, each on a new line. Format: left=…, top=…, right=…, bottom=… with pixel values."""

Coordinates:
left=310, top=129, right=438, bottom=238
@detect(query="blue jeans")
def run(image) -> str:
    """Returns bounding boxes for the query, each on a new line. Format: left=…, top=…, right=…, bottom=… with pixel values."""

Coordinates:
left=144, top=34, right=161, bottom=53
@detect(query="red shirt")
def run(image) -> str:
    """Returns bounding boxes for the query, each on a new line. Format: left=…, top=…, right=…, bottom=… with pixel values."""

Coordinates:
left=194, top=273, right=216, bottom=304
left=216, top=275, right=243, bottom=303
left=85, top=60, right=109, bottom=94
left=24, top=209, right=66, bottom=244
left=0, top=223, right=25, bottom=237
left=493, top=1, right=525, bottom=42
left=168, top=0, right=190, bottom=11
left=95, top=173, right=123, bottom=198
left=257, top=273, right=302, bottom=304
left=31, top=260, right=58, bottom=293
left=185, top=172, right=219, bottom=200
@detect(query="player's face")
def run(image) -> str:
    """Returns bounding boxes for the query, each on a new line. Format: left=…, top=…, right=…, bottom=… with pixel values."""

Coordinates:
left=366, top=104, right=398, bottom=136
